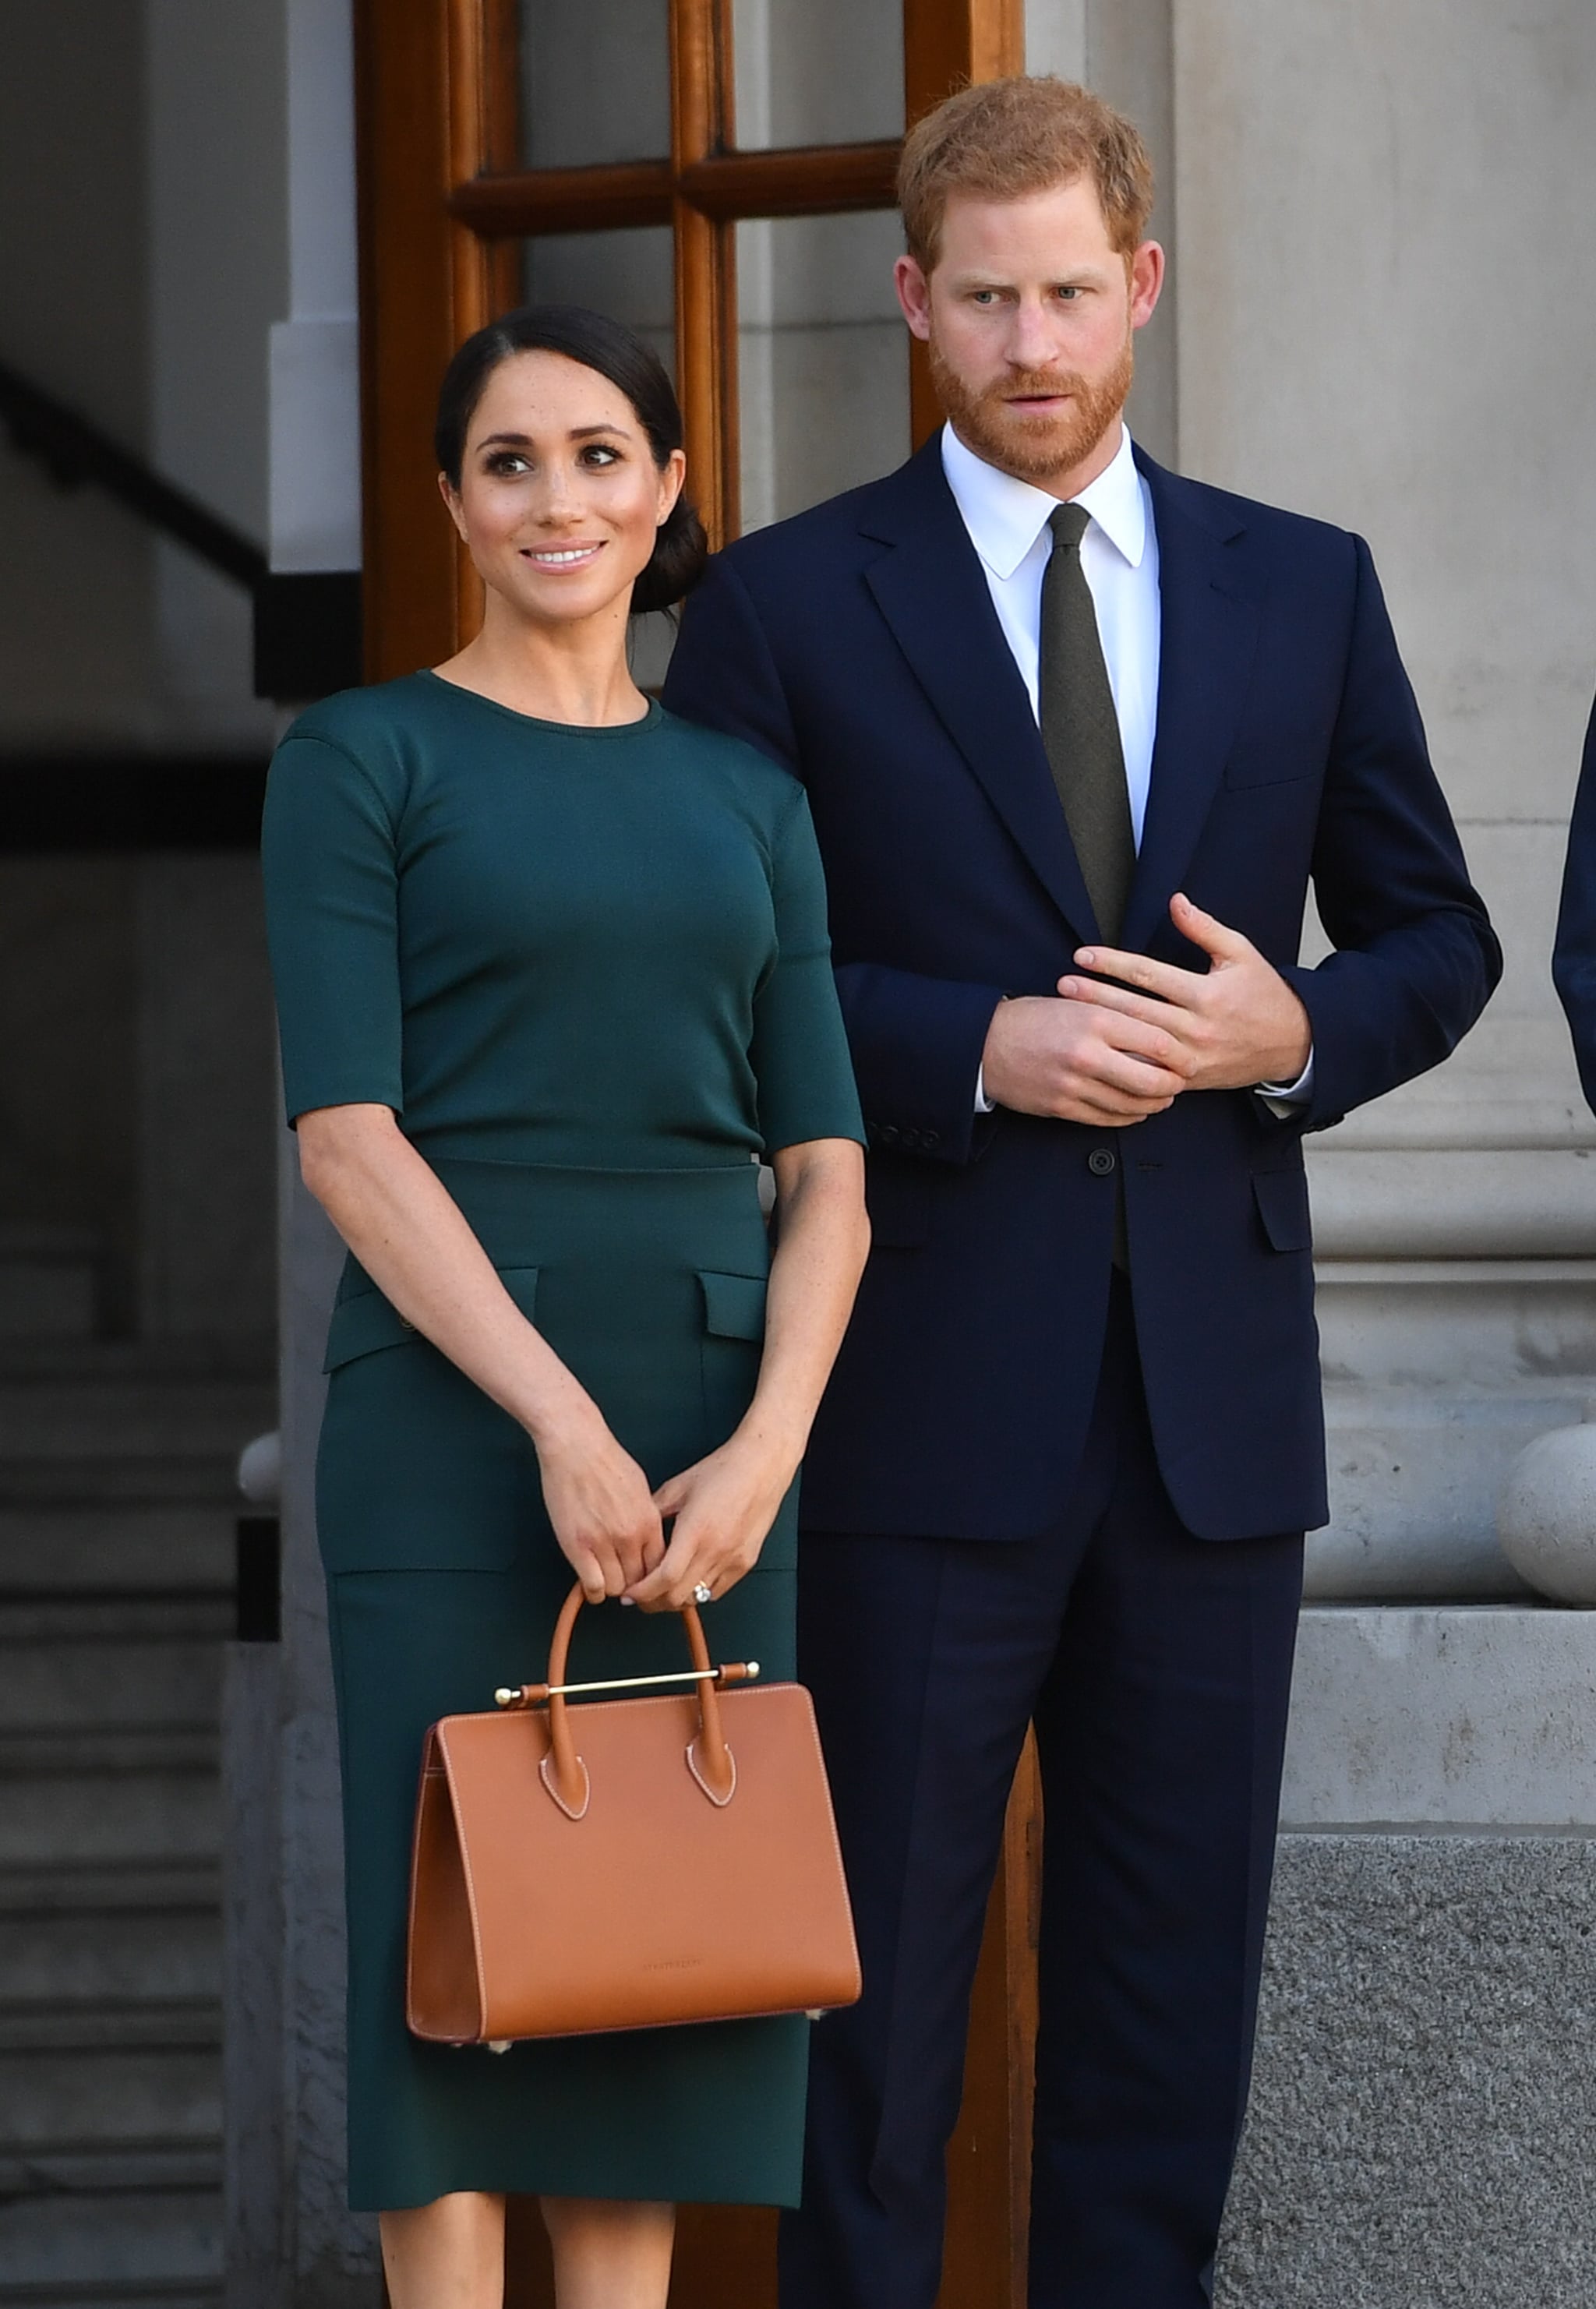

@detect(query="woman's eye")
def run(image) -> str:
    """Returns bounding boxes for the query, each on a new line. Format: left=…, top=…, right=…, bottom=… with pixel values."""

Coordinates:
left=581, top=443, right=621, bottom=467
left=486, top=452, right=531, bottom=475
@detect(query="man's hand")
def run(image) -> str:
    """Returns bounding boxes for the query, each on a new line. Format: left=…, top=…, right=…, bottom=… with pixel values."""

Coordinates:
left=980, top=987, right=1192, bottom=1126
left=1058, top=893, right=1312, bottom=1093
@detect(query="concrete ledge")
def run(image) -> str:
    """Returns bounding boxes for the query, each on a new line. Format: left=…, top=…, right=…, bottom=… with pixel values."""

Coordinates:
left=1220, top=1834, right=1596, bottom=2308
left=1305, top=1147, right=1596, bottom=1259
left=1284, top=1606, right=1596, bottom=1827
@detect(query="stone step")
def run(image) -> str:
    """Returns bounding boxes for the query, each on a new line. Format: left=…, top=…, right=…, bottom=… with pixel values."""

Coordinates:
left=0, top=1744, right=217, bottom=1869
left=0, top=1859, right=219, bottom=1919
left=0, top=1226, right=101, bottom=1344
left=0, top=1899, right=217, bottom=2009
left=0, top=1460, right=254, bottom=1512
left=0, top=1505, right=236, bottom=1598
left=0, top=2031, right=219, bottom=2152
left=0, top=1636, right=221, bottom=1733
left=0, top=2155, right=220, bottom=2304
left=0, top=1596, right=233, bottom=1645
left=0, top=1338, right=267, bottom=1385
left=0, top=1379, right=274, bottom=1467
left=0, top=1997, right=220, bottom=2056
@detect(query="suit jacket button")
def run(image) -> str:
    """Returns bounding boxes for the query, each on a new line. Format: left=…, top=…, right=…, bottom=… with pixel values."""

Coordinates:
left=881, top=1124, right=901, bottom=1146
left=1088, top=1147, right=1118, bottom=1177
left=923, top=1128, right=941, bottom=1148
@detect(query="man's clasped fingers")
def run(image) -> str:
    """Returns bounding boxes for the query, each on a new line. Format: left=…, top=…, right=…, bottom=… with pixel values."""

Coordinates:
left=1057, top=969, right=1193, bottom=1034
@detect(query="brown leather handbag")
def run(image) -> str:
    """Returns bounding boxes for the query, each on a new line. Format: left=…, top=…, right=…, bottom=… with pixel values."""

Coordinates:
left=406, top=1581, right=861, bottom=2044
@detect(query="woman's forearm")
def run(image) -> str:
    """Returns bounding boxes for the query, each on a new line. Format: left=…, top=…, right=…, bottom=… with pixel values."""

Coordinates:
left=297, top=1103, right=599, bottom=1449
left=741, top=1139, right=870, bottom=1471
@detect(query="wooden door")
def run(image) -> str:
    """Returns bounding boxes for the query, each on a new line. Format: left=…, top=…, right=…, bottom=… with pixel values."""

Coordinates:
left=354, top=3, right=1037, bottom=2303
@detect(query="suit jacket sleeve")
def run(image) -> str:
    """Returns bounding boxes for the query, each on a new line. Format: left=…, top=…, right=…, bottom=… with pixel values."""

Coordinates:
left=1553, top=695, right=1596, bottom=1116
left=1280, top=535, right=1502, bottom=1129
left=666, top=552, right=1004, bottom=1165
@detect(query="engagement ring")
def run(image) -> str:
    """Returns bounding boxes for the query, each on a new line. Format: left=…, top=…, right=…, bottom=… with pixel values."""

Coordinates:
left=692, top=1582, right=713, bottom=1606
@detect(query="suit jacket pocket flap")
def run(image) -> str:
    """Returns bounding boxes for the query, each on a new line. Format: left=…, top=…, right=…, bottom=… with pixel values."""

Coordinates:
left=1252, top=1169, right=1312, bottom=1253
left=699, top=1269, right=768, bottom=1341
left=323, top=1266, right=540, bottom=1372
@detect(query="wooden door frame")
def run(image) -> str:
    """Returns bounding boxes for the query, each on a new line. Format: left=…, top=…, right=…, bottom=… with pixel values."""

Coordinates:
left=355, top=0, right=1021, bottom=679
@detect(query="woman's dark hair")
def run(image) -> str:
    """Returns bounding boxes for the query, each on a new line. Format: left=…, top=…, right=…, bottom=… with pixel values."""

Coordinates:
left=434, top=303, right=708, bottom=614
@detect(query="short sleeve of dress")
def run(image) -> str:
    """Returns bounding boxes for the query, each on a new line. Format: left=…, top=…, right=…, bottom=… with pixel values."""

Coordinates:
left=260, top=732, right=405, bottom=1124
left=750, top=788, right=866, bottom=1155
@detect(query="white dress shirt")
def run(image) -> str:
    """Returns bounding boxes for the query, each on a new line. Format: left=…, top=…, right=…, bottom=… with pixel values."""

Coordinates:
left=941, top=421, right=1311, bottom=1113
left=943, top=418, right=1160, bottom=844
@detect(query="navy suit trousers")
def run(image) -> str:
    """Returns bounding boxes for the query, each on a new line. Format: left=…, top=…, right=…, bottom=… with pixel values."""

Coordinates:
left=781, top=1281, right=1304, bottom=2309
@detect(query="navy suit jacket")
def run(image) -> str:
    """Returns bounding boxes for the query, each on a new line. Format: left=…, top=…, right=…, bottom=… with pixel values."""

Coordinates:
left=663, top=438, right=1500, bottom=1543
left=1553, top=695, right=1596, bottom=1112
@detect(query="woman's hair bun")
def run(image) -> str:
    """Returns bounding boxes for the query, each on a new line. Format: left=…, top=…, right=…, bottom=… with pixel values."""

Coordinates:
left=633, top=493, right=709, bottom=615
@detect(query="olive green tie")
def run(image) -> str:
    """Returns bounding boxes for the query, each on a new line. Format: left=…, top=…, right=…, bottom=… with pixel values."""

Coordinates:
left=1040, top=503, right=1135, bottom=943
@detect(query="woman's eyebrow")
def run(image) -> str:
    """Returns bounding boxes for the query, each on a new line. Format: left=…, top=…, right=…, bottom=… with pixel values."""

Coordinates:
left=475, top=425, right=632, bottom=447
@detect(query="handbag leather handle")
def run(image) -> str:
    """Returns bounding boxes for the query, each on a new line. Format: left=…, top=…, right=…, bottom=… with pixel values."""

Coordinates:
left=538, top=1582, right=738, bottom=1816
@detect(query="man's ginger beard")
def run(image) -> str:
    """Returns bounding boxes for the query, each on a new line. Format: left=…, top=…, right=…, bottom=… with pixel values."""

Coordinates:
left=929, top=327, right=1135, bottom=486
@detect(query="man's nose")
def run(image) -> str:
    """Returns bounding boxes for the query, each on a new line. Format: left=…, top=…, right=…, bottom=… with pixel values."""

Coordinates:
left=1007, top=298, right=1063, bottom=370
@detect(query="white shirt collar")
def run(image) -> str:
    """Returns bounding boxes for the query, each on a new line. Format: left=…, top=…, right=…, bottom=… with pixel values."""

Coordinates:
left=941, top=418, right=1148, bottom=581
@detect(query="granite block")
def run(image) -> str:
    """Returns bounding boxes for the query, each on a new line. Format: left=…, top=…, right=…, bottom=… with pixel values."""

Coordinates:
left=1282, top=1607, right=1596, bottom=1828
left=1219, top=1834, right=1596, bottom=2308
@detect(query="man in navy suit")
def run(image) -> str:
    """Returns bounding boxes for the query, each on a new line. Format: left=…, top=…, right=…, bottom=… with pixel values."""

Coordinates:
left=1554, top=699, right=1596, bottom=1104
left=664, top=76, right=1499, bottom=2309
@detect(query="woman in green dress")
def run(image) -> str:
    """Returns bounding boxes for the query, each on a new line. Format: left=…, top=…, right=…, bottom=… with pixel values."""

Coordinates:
left=260, top=305, right=868, bottom=2309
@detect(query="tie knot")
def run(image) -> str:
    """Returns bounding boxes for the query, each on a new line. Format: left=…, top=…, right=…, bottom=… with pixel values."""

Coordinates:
left=1048, top=502, right=1090, bottom=553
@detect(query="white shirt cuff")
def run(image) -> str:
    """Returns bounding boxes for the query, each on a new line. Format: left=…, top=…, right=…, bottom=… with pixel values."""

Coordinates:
left=975, top=1065, right=995, bottom=1114
left=1255, top=1050, right=1315, bottom=1116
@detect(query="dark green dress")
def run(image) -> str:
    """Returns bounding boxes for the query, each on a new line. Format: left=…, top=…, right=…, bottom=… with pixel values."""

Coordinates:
left=260, top=672, right=863, bottom=2213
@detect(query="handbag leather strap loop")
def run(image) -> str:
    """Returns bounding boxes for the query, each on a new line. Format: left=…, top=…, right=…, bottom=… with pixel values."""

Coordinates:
left=542, top=1583, right=736, bottom=1811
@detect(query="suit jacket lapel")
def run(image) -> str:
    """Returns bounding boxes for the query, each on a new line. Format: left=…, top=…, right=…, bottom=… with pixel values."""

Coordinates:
left=860, top=442, right=1101, bottom=943
left=1124, top=454, right=1260, bottom=952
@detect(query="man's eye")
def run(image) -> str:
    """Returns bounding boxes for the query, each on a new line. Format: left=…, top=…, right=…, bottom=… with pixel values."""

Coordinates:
left=1054, top=286, right=1082, bottom=302
left=971, top=290, right=999, bottom=306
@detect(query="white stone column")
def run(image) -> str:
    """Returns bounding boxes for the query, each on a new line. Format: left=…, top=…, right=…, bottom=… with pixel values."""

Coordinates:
left=1172, top=0, right=1596, bottom=1598
left=144, top=0, right=286, bottom=747
left=268, top=0, right=361, bottom=577
left=222, top=2, right=378, bottom=2301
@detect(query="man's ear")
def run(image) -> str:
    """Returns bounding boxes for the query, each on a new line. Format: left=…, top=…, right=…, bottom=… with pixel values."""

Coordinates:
left=1129, top=240, right=1166, bottom=332
left=894, top=254, right=934, bottom=344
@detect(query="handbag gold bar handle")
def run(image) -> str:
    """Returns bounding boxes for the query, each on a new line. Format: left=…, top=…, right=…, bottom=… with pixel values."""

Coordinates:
left=494, top=1661, right=760, bottom=1707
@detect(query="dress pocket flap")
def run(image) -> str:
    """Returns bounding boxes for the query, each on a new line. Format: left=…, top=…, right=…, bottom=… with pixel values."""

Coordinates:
left=323, top=1266, right=540, bottom=1372
left=1252, top=1168, right=1312, bottom=1254
left=698, top=1269, right=768, bottom=1341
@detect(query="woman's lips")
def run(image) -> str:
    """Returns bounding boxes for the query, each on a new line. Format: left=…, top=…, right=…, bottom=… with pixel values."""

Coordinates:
left=521, top=542, right=606, bottom=568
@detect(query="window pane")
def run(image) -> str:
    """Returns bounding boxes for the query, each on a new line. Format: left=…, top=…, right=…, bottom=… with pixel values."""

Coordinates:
left=738, top=212, right=909, bottom=531
left=521, top=229, right=678, bottom=686
left=519, top=0, right=671, bottom=167
left=521, top=228, right=676, bottom=377
left=732, top=0, right=903, bottom=150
